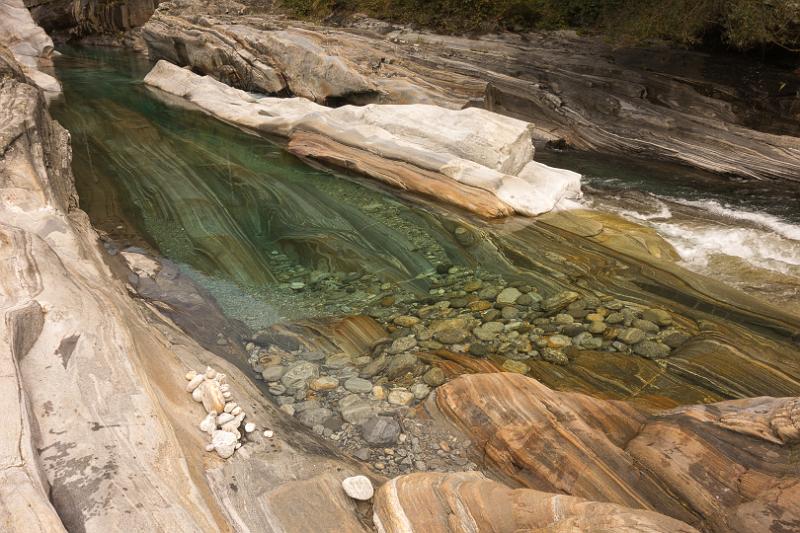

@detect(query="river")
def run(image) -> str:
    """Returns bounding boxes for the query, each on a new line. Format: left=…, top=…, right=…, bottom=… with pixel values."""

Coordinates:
left=51, top=45, right=800, bottom=409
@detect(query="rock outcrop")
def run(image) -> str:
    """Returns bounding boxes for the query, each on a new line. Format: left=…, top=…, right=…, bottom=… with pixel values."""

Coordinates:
left=141, top=2, right=800, bottom=182
left=372, top=472, right=699, bottom=532
left=25, top=0, right=159, bottom=36
left=1, top=41, right=380, bottom=532
left=144, top=59, right=582, bottom=217
left=0, top=0, right=60, bottom=95
left=432, top=372, right=800, bottom=533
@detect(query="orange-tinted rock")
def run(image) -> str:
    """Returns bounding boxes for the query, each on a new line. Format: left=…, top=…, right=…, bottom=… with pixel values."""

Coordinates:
left=434, top=373, right=800, bottom=532
left=373, top=472, right=698, bottom=533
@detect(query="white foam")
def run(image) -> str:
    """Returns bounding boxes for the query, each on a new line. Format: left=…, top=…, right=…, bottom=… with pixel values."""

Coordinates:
left=594, top=194, right=800, bottom=278
left=667, top=198, right=800, bottom=241
left=654, top=222, right=800, bottom=274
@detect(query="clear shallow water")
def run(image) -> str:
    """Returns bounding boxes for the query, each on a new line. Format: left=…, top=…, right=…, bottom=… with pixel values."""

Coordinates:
left=539, top=151, right=800, bottom=312
left=52, top=46, right=500, bottom=328
left=50, top=46, right=800, bottom=406
left=52, top=46, right=800, bottom=322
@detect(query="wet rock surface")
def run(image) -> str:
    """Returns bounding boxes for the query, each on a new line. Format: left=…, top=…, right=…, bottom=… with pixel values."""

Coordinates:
left=244, top=263, right=697, bottom=477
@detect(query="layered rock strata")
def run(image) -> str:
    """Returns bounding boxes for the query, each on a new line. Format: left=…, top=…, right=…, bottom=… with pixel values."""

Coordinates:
left=432, top=372, right=800, bottom=533
left=144, top=59, right=582, bottom=217
left=372, top=472, right=699, bottom=533
left=25, top=0, right=159, bottom=37
left=0, top=43, right=380, bottom=532
left=140, top=2, right=800, bottom=182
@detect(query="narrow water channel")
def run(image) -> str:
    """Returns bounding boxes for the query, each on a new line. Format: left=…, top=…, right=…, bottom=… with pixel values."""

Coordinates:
left=52, top=45, right=800, bottom=408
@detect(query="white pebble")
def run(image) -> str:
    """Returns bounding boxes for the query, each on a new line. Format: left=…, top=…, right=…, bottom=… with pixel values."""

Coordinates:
left=191, top=387, right=204, bottom=403
left=235, top=442, right=242, bottom=449
left=199, top=412, right=217, bottom=434
left=211, top=430, right=237, bottom=459
left=216, top=412, right=235, bottom=425
left=185, top=370, right=198, bottom=381
left=215, top=373, right=226, bottom=382
left=222, top=391, right=232, bottom=399
left=186, top=374, right=205, bottom=392
left=220, top=383, right=230, bottom=392
left=231, top=406, right=242, bottom=416
left=263, top=430, right=274, bottom=438
left=205, top=367, right=217, bottom=379
left=244, top=422, right=256, bottom=433
left=205, top=443, right=215, bottom=452
left=342, top=476, right=374, bottom=501
left=224, top=402, right=236, bottom=413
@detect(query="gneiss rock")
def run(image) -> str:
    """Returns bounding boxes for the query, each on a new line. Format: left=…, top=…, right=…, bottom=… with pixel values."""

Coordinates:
left=342, top=475, right=374, bottom=501
left=361, top=416, right=401, bottom=445
left=344, top=377, right=373, bottom=394
left=281, top=361, right=319, bottom=389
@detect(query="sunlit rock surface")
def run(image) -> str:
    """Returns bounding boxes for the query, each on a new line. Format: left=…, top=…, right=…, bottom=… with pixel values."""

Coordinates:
left=0, top=44, right=380, bottom=532
left=432, top=373, right=800, bottom=532
left=140, top=2, right=800, bottom=182
left=373, top=472, right=699, bottom=532
left=144, top=59, right=581, bottom=217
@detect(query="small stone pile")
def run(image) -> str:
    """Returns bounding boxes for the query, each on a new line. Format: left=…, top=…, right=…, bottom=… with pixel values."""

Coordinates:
left=185, top=366, right=256, bottom=459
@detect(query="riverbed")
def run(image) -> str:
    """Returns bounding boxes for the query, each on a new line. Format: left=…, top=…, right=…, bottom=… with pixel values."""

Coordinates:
left=52, top=45, right=800, bottom=413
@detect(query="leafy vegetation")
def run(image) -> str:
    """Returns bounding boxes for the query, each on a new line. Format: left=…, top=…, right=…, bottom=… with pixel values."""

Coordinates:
left=279, top=0, right=800, bottom=52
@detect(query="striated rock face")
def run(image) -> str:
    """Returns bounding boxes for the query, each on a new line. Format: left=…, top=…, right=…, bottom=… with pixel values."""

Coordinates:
left=25, top=0, right=159, bottom=36
left=144, top=59, right=582, bottom=217
left=433, top=373, right=800, bottom=532
left=1, top=41, right=380, bottom=532
left=373, top=472, right=699, bottom=532
left=140, top=3, right=800, bottom=182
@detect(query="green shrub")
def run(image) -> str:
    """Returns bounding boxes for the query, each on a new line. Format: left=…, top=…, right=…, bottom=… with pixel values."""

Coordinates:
left=279, top=0, right=800, bottom=51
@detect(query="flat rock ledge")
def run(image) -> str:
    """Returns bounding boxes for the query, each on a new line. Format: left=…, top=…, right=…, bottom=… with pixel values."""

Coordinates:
left=143, top=59, right=582, bottom=218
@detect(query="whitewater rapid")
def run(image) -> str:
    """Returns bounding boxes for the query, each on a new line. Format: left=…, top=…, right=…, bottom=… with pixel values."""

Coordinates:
left=584, top=192, right=800, bottom=313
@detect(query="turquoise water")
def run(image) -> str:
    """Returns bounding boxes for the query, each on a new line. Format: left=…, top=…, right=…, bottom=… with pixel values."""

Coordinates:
left=51, top=46, right=507, bottom=327
left=51, top=45, right=800, bottom=325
